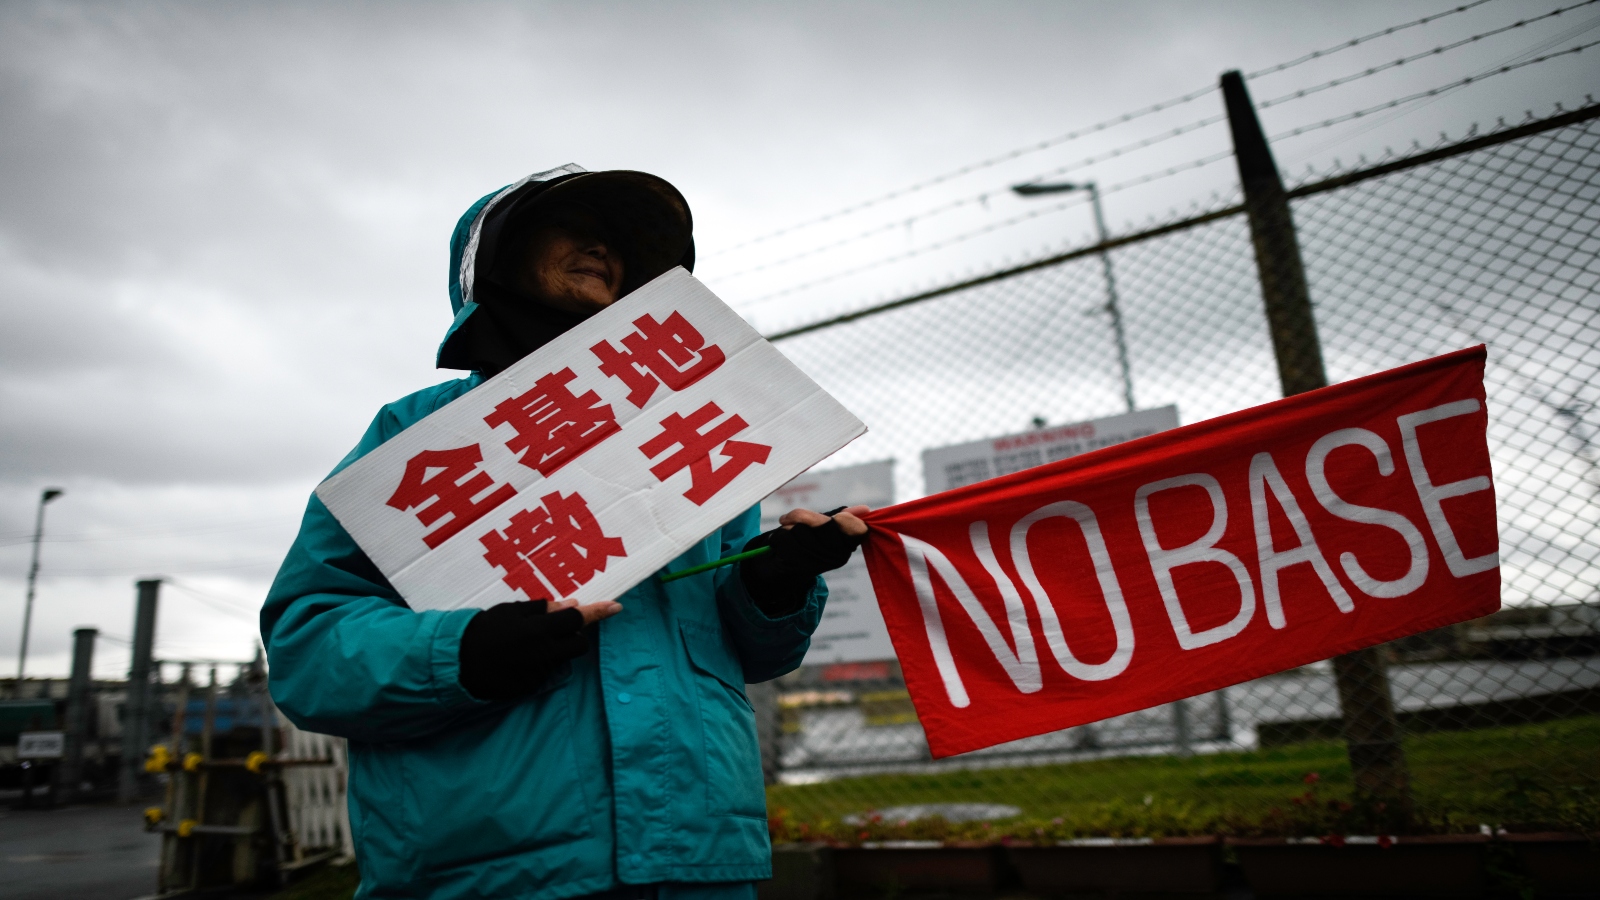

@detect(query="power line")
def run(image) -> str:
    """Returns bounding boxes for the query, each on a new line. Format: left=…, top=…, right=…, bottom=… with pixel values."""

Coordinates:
left=163, top=578, right=260, bottom=622
left=0, top=515, right=297, bottom=548
left=46, top=558, right=281, bottom=577
left=708, top=0, right=1508, bottom=258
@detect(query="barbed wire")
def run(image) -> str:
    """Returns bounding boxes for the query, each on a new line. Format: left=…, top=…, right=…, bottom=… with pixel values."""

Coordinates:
left=736, top=47, right=1593, bottom=318
left=714, top=1, right=1578, bottom=283
left=716, top=113, right=1225, bottom=283
left=1256, top=0, right=1600, bottom=110
left=707, top=0, right=1509, bottom=259
left=1244, top=0, right=1502, bottom=79
left=714, top=144, right=1241, bottom=284
left=1269, top=37, right=1599, bottom=143
left=732, top=192, right=1090, bottom=309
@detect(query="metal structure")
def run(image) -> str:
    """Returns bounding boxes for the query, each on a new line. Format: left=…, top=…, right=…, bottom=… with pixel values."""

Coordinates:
left=120, top=578, right=162, bottom=803
left=16, top=487, right=64, bottom=681
left=143, top=660, right=350, bottom=894
left=1010, top=180, right=1135, bottom=413
left=760, top=88, right=1600, bottom=831
left=58, top=626, right=97, bottom=799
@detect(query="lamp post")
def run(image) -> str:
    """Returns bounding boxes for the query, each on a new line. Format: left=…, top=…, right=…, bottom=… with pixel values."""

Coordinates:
left=1012, top=180, right=1136, bottom=413
left=17, top=487, right=65, bottom=681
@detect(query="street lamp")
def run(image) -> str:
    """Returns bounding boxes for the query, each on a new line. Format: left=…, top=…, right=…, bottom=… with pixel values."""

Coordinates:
left=17, top=487, right=65, bottom=681
left=1012, top=180, right=1136, bottom=413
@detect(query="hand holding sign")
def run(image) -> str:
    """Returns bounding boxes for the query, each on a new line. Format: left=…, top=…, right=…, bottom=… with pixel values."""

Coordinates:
left=318, top=268, right=866, bottom=613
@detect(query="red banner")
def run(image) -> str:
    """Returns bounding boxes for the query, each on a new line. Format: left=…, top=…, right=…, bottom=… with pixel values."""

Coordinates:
left=861, top=347, right=1499, bottom=758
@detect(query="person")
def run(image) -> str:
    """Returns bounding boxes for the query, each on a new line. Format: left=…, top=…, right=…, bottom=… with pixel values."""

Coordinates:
left=261, top=165, right=868, bottom=900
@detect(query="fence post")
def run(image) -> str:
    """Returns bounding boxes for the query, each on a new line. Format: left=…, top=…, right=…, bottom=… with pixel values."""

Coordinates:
left=119, top=578, right=161, bottom=803
left=1220, top=70, right=1412, bottom=820
left=60, top=627, right=97, bottom=800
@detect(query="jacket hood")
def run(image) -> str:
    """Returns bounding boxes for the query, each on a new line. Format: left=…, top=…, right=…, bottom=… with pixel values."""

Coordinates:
left=437, top=163, right=695, bottom=374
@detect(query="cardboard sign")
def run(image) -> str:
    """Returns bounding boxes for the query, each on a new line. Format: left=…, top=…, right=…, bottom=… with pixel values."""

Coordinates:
left=862, top=347, right=1499, bottom=758
left=761, top=460, right=897, bottom=664
left=318, top=268, right=865, bottom=612
left=923, top=406, right=1180, bottom=494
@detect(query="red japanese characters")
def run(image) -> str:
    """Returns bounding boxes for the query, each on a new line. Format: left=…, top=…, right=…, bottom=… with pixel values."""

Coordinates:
left=480, top=491, right=628, bottom=600
left=639, top=402, right=772, bottom=505
left=485, top=368, right=621, bottom=477
left=591, top=311, right=726, bottom=408
left=385, top=445, right=518, bottom=549
left=317, top=268, right=867, bottom=615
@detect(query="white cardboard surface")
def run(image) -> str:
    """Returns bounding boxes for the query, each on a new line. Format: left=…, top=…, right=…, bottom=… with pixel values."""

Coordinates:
left=317, top=268, right=865, bottom=612
left=760, top=460, right=896, bottom=664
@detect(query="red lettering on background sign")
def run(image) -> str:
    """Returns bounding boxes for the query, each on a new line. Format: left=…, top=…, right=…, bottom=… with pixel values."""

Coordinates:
left=485, top=368, right=620, bottom=476
left=638, top=401, right=772, bottom=505
left=480, top=491, right=628, bottom=599
left=591, top=311, right=727, bottom=408
left=386, top=445, right=517, bottom=549
left=860, top=347, right=1499, bottom=759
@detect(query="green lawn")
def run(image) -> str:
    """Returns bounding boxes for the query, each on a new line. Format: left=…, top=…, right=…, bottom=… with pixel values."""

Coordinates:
left=767, top=715, right=1600, bottom=840
left=268, top=716, right=1599, bottom=894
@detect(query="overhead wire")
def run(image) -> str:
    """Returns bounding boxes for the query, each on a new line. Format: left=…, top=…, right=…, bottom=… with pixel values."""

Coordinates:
left=163, top=577, right=260, bottom=622
left=708, top=0, right=1507, bottom=258
left=0, top=514, right=297, bottom=548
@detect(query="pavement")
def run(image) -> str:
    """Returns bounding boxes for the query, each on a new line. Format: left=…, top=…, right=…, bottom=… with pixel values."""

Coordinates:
left=0, top=801, right=161, bottom=900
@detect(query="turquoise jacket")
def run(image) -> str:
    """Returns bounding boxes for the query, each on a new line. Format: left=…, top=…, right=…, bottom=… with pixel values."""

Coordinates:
left=261, top=168, right=825, bottom=899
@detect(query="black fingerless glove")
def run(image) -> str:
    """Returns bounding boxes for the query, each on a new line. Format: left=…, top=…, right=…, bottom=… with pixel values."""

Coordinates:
left=739, top=515, right=866, bottom=618
left=458, top=601, right=588, bottom=701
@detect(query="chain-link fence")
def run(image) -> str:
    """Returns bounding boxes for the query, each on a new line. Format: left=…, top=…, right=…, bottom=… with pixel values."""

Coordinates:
left=760, top=100, right=1600, bottom=838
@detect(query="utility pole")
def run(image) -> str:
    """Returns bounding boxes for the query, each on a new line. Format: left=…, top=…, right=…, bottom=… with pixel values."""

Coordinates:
left=119, top=578, right=161, bottom=803
left=1012, top=180, right=1137, bottom=412
left=1220, top=70, right=1412, bottom=822
left=60, top=627, right=98, bottom=800
left=17, top=487, right=65, bottom=680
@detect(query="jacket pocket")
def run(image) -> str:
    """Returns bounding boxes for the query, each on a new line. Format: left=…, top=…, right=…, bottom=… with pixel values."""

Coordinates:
left=679, top=619, right=768, bottom=819
left=398, top=672, right=593, bottom=875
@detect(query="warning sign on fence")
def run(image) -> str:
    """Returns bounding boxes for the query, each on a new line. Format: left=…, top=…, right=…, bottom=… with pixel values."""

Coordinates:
left=762, top=460, right=897, bottom=664
left=922, top=406, right=1180, bottom=494
left=318, top=268, right=866, bottom=612
left=862, top=347, right=1500, bottom=758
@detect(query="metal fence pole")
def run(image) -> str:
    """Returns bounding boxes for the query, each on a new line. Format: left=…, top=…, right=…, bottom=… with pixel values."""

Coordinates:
left=1220, top=70, right=1412, bottom=819
left=60, top=627, right=97, bottom=800
left=119, top=578, right=161, bottom=803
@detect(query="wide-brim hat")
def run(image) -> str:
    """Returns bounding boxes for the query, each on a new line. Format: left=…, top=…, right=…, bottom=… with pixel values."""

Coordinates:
left=476, top=169, right=695, bottom=300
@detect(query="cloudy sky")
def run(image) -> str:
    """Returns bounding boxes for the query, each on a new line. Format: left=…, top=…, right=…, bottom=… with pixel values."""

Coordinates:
left=2, top=0, right=1594, bottom=679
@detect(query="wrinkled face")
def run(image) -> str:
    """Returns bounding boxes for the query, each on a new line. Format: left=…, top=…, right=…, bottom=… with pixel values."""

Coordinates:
left=517, top=225, right=625, bottom=317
